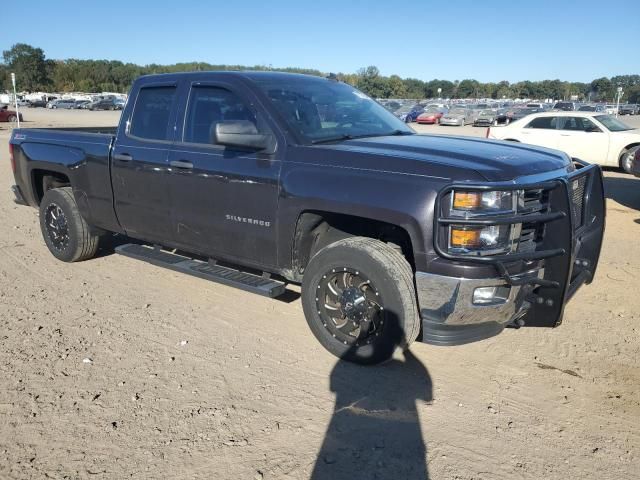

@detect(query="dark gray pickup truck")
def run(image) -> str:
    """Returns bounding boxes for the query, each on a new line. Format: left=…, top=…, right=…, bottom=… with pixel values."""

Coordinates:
left=9, top=72, right=605, bottom=364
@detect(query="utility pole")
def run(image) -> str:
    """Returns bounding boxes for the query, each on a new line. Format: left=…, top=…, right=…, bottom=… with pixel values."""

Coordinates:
left=615, top=86, right=623, bottom=117
left=11, top=73, right=20, bottom=128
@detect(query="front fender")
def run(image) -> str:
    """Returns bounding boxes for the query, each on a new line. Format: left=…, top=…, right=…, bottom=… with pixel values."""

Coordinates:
left=277, top=162, right=444, bottom=271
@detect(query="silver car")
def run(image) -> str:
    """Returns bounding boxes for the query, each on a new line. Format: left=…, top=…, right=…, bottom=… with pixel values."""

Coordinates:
left=439, top=108, right=472, bottom=126
left=473, top=109, right=497, bottom=127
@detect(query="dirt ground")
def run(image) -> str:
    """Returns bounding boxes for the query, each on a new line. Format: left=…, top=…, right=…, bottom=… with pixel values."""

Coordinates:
left=0, top=109, right=639, bottom=480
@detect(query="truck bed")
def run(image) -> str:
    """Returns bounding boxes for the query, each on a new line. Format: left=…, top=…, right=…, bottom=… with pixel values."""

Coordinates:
left=10, top=126, right=119, bottom=233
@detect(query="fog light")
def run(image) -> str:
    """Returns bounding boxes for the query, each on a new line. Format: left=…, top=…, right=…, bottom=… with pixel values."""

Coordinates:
left=473, top=286, right=510, bottom=305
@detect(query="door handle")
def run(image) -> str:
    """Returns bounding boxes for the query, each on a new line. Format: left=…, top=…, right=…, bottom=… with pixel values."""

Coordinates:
left=170, top=160, right=194, bottom=170
left=114, top=153, right=133, bottom=162
left=560, top=134, right=570, bottom=136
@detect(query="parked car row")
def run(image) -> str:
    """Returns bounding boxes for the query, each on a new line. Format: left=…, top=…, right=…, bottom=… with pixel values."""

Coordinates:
left=45, top=98, right=125, bottom=110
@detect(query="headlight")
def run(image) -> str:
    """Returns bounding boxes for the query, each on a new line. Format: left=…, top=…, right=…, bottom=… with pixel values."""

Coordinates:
left=452, top=190, right=514, bottom=213
left=449, top=224, right=512, bottom=254
left=446, top=189, right=519, bottom=256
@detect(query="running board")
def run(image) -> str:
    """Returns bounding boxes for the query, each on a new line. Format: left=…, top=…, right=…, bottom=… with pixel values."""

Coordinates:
left=115, top=243, right=286, bottom=298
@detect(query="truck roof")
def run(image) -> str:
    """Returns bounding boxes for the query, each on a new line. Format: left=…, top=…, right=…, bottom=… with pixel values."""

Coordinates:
left=137, top=70, right=329, bottom=83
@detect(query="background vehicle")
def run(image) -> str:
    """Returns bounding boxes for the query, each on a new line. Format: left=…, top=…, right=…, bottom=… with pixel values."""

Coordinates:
left=74, top=100, right=91, bottom=109
left=495, top=106, right=542, bottom=125
left=28, top=99, right=48, bottom=108
left=439, top=107, right=472, bottom=126
left=9, top=72, right=605, bottom=365
left=604, top=105, right=617, bottom=115
left=416, top=107, right=447, bottom=124
left=578, top=104, right=606, bottom=112
left=89, top=98, right=120, bottom=111
left=619, top=104, right=639, bottom=115
left=553, top=101, right=575, bottom=111
left=488, top=111, right=640, bottom=173
left=404, top=104, right=428, bottom=123
left=473, top=109, right=497, bottom=127
left=0, top=105, right=23, bottom=122
left=49, top=99, right=77, bottom=109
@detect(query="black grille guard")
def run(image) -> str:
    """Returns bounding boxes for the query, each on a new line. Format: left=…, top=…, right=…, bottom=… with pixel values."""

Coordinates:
left=433, top=163, right=605, bottom=327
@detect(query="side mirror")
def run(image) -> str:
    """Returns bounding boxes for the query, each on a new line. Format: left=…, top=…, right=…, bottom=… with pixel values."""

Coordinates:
left=213, top=120, right=274, bottom=152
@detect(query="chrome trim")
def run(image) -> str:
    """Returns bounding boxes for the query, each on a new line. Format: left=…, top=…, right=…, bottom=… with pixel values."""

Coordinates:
left=415, top=270, right=541, bottom=326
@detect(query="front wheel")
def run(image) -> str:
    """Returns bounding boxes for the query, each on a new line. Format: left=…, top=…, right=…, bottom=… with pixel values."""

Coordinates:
left=7, top=115, right=16, bottom=123
left=301, top=237, right=420, bottom=365
left=39, top=187, right=102, bottom=262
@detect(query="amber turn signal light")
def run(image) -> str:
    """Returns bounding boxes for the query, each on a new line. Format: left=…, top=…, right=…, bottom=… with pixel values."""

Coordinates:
left=453, top=191, right=481, bottom=210
left=450, top=228, right=481, bottom=248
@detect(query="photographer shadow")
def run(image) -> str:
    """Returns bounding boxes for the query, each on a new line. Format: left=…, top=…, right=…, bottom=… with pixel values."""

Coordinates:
left=311, top=339, right=432, bottom=479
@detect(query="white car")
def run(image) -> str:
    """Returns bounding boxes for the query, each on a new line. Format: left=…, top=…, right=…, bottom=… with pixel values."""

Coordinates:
left=487, top=112, right=640, bottom=173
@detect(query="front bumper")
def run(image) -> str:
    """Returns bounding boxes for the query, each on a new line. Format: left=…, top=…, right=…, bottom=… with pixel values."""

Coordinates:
left=440, top=118, right=464, bottom=126
left=416, top=163, right=605, bottom=346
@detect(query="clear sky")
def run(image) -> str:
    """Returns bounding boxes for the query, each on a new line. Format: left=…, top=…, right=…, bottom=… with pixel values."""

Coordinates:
left=2, top=0, right=638, bottom=82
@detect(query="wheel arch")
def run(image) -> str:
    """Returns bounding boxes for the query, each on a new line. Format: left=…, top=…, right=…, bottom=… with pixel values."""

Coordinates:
left=290, top=210, right=416, bottom=282
left=31, top=169, right=71, bottom=205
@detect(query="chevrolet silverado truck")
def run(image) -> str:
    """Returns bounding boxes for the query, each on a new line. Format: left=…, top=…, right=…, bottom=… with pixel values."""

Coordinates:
left=9, top=72, right=605, bottom=364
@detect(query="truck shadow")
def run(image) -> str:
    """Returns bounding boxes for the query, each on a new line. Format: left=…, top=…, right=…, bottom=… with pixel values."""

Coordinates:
left=311, top=321, right=432, bottom=479
left=602, top=173, right=640, bottom=211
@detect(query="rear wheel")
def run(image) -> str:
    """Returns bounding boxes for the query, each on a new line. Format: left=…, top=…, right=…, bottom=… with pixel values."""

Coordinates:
left=7, top=115, right=16, bottom=123
left=619, top=146, right=638, bottom=174
left=39, top=187, right=102, bottom=262
left=301, top=237, right=420, bottom=365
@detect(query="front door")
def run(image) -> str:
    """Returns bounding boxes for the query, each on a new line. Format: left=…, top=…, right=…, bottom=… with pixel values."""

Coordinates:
left=167, top=83, right=282, bottom=268
left=555, top=116, right=609, bottom=165
left=111, top=84, right=178, bottom=242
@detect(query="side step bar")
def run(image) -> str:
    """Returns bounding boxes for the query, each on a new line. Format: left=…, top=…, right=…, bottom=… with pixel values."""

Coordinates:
left=115, top=243, right=286, bottom=298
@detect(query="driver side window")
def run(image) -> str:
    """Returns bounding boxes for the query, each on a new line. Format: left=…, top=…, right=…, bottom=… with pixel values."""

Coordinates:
left=184, top=86, right=260, bottom=145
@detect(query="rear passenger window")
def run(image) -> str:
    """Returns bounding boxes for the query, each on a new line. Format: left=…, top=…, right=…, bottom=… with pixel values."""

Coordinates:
left=526, top=117, right=557, bottom=129
left=129, top=86, right=176, bottom=141
left=184, top=86, right=258, bottom=145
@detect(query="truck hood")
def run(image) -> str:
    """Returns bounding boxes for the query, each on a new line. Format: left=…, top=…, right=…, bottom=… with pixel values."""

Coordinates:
left=317, top=134, right=571, bottom=182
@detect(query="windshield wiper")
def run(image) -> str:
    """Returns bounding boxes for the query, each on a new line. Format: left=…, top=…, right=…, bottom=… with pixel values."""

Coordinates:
left=311, top=134, right=355, bottom=144
left=311, top=130, right=414, bottom=145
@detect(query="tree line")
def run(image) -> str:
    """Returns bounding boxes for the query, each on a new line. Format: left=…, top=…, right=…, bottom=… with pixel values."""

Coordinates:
left=2, top=43, right=639, bottom=103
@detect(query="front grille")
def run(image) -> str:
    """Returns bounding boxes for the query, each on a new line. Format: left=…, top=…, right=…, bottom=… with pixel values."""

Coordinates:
left=570, top=175, right=587, bottom=228
left=517, top=188, right=548, bottom=253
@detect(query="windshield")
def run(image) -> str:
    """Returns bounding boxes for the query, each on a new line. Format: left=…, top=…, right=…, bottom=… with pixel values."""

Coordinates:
left=594, top=115, right=634, bottom=132
left=449, top=108, right=467, bottom=115
left=479, top=110, right=494, bottom=116
left=254, top=76, right=413, bottom=143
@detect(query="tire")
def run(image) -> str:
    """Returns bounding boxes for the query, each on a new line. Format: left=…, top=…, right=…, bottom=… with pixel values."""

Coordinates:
left=7, top=115, right=16, bottom=123
left=301, top=237, right=420, bottom=365
left=39, top=187, right=101, bottom=262
left=619, top=146, right=638, bottom=174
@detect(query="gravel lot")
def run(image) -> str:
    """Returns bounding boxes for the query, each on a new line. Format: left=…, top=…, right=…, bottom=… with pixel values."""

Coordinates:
left=0, top=109, right=639, bottom=480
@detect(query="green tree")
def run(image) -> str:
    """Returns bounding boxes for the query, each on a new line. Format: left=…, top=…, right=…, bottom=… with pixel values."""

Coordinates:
left=2, top=43, right=51, bottom=91
left=591, top=77, right=614, bottom=102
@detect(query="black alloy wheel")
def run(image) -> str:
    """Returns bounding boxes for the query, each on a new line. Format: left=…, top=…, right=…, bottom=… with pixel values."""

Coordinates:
left=44, top=203, right=70, bottom=251
left=315, top=267, right=385, bottom=347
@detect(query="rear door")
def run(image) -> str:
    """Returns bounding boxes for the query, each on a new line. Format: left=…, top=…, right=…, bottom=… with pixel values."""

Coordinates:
left=555, top=116, right=609, bottom=164
left=111, top=83, right=179, bottom=243
left=518, top=115, right=560, bottom=148
left=167, top=81, right=282, bottom=268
